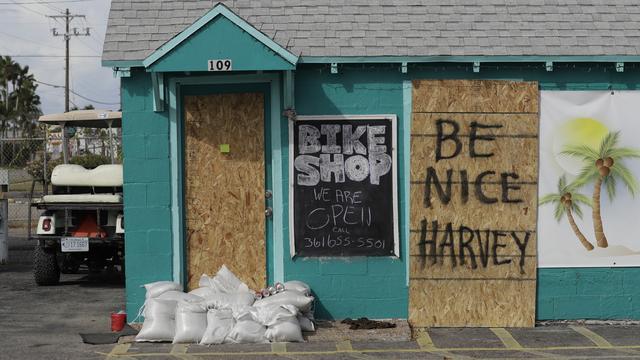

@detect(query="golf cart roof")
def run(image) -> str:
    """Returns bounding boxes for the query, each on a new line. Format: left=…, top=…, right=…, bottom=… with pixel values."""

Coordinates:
left=38, top=110, right=122, bottom=128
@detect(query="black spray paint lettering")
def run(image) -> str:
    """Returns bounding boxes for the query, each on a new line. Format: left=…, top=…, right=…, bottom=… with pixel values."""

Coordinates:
left=469, top=121, right=502, bottom=158
left=295, top=124, right=391, bottom=186
left=424, top=118, right=522, bottom=206
left=435, top=119, right=504, bottom=162
left=418, top=220, right=530, bottom=273
left=423, top=168, right=524, bottom=208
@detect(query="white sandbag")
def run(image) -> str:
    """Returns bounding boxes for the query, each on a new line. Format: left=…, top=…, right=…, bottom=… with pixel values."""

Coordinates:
left=204, top=291, right=255, bottom=311
left=200, top=309, right=235, bottom=345
left=173, top=301, right=207, bottom=344
left=253, top=290, right=314, bottom=313
left=297, top=314, right=315, bottom=332
left=265, top=318, right=304, bottom=342
left=257, top=304, right=296, bottom=325
left=144, top=281, right=182, bottom=299
left=214, top=265, right=250, bottom=293
left=188, top=287, right=255, bottom=311
left=226, top=307, right=267, bottom=344
left=283, top=280, right=311, bottom=296
left=189, top=287, right=217, bottom=298
left=198, top=274, right=217, bottom=289
left=262, top=305, right=304, bottom=343
left=136, top=318, right=176, bottom=342
left=196, top=266, right=250, bottom=294
left=158, top=291, right=204, bottom=303
left=136, top=299, right=177, bottom=342
left=142, top=298, right=177, bottom=318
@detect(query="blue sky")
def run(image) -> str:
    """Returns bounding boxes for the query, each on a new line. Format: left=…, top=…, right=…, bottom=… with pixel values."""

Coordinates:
left=0, top=0, right=119, bottom=114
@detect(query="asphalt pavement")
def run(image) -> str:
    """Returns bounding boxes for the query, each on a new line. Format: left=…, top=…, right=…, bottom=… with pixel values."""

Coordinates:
left=2, top=245, right=640, bottom=360
left=0, top=245, right=125, bottom=360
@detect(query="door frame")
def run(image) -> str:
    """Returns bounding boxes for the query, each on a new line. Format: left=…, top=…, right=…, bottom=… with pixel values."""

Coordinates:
left=168, top=73, right=283, bottom=286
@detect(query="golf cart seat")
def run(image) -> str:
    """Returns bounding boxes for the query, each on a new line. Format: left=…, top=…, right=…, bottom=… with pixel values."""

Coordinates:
left=50, top=164, right=123, bottom=187
left=40, top=164, right=123, bottom=204
left=41, top=193, right=122, bottom=203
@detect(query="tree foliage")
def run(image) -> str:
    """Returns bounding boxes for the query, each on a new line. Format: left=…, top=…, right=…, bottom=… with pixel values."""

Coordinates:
left=0, top=56, right=42, bottom=138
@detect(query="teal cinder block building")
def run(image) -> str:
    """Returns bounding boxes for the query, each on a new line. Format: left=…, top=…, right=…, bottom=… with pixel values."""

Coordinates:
left=102, top=1, right=640, bottom=325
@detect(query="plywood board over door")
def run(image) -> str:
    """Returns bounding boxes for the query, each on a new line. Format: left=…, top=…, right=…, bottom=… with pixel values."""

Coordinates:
left=409, top=80, right=539, bottom=327
left=184, top=92, right=266, bottom=291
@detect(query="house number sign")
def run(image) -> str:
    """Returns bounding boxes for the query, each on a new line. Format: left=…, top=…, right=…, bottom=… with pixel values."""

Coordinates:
left=208, top=59, right=232, bottom=71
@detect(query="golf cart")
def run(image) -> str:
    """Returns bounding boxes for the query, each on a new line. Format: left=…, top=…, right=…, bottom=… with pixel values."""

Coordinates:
left=29, top=110, right=124, bottom=285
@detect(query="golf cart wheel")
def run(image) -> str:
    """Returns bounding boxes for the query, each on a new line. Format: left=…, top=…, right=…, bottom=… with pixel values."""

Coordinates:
left=34, top=246, right=60, bottom=286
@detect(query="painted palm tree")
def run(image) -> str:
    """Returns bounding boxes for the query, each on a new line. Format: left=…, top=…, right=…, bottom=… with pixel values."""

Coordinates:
left=540, top=175, right=594, bottom=250
left=562, top=131, right=640, bottom=248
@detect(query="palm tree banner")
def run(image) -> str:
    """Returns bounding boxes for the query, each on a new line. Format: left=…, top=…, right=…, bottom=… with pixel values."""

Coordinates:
left=539, top=91, right=640, bottom=267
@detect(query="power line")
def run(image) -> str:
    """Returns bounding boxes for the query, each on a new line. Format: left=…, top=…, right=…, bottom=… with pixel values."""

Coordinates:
left=2, top=55, right=100, bottom=58
left=81, top=15, right=106, bottom=50
left=0, top=31, right=63, bottom=51
left=0, top=0, right=96, bottom=4
left=34, top=79, right=119, bottom=105
left=75, top=35, right=102, bottom=55
left=36, top=0, right=62, bottom=12
left=7, top=0, right=46, bottom=16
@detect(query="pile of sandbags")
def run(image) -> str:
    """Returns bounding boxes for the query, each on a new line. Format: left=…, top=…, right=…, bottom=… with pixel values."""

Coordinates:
left=135, top=265, right=315, bottom=344
left=135, top=282, right=205, bottom=342
left=253, top=283, right=315, bottom=332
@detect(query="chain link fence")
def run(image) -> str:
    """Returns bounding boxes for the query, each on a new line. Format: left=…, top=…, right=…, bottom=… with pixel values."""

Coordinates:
left=0, top=138, right=45, bottom=240
left=1, top=135, right=121, bottom=240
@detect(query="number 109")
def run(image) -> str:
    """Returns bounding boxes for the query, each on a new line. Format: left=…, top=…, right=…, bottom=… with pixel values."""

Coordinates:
left=208, top=59, right=232, bottom=71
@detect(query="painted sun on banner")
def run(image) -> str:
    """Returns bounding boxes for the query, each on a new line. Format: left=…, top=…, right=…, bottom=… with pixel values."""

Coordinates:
left=539, top=91, right=640, bottom=267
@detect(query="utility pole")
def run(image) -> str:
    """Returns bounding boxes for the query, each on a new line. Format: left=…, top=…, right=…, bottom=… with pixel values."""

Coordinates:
left=49, top=8, right=90, bottom=112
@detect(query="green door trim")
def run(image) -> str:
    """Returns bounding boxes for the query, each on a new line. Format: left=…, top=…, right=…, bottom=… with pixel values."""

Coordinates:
left=402, top=80, right=412, bottom=287
left=168, top=73, right=283, bottom=286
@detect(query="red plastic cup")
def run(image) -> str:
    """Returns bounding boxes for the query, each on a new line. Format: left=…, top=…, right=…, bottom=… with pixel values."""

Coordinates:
left=111, top=312, right=126, bottom=332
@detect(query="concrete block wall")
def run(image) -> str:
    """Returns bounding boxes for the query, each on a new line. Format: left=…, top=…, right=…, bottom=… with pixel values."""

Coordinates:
left=293, top=63, right=640, bottom=320
left=121, top=69, right=174, bottom=317
left=537, top=268, right=640, bottom=320
left=291, top=68, right=409, bottom=319
left=118, top=63, right=640, bottom=321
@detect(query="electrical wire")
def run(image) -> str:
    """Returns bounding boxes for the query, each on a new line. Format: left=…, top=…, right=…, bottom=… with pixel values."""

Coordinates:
left=36, top=0, right=62, bottom=13
left=0, top=0, right=98, bottom=4
left=3, top=55, right=100, bottom=57
left=0, top=30, right=64, bottom=51
left=7, top=0, right=46, bottom=16
left=80, top=16, right=105, bottom=50
left=74, top=36, right=102, bottom=55
left=34, top=79, right=120, bottom=105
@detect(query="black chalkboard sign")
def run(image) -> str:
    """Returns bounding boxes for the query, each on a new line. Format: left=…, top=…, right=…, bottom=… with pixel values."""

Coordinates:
left=290, top=115, right=398, bottom=257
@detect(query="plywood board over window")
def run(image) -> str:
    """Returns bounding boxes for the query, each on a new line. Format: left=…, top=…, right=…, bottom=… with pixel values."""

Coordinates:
left=409, top=80, right=539, bottom=327
left=184, top=92, right=266, bottom=291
